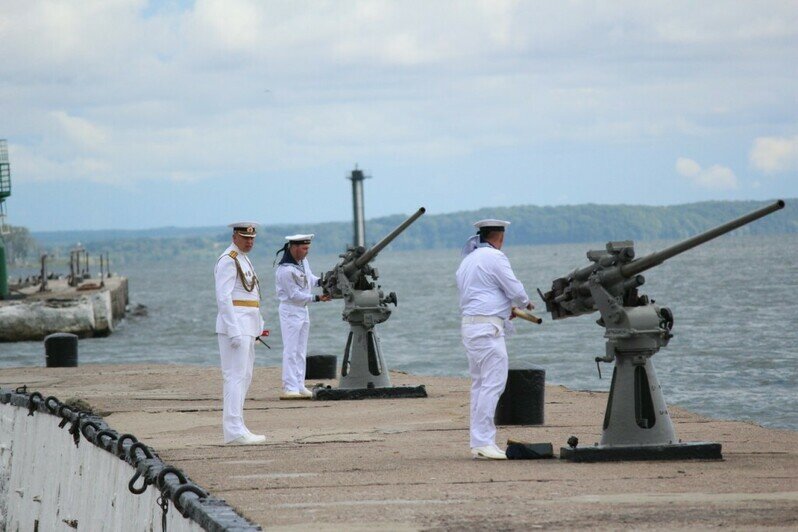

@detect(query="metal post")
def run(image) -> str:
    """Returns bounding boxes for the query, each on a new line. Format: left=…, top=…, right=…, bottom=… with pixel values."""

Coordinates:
left=69, top=250, right=75, bottom=286
left=347, top=167, right=369, bottom=248
left=69, top=248, right=82, bottom=287
left=39, top=253, right=48, bottom=292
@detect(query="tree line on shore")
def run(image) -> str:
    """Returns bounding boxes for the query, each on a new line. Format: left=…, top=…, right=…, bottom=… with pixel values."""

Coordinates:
left=13, top=198, right=797, bottom=266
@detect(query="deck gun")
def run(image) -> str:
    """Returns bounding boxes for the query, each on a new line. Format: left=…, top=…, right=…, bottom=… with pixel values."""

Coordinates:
left=321, top=207, right=426, bottom=390
left=541, top=200, right=785, bottom=460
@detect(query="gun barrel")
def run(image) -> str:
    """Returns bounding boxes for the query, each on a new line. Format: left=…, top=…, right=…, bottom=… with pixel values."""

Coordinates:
left=351, top=207, right=426, bottom=270
left=620, top=200, right=785, bottom=278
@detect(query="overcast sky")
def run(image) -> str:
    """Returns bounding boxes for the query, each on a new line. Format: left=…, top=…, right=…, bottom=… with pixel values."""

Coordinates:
left=2, top=0, right=797, bottom=231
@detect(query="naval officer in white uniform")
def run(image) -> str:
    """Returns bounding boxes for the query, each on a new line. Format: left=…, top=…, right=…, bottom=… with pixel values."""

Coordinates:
left=274, top=234, right=331, bottom=399
left=215, top=222, right=266, bottom=445
left=456, top=219, right=533, bottom=460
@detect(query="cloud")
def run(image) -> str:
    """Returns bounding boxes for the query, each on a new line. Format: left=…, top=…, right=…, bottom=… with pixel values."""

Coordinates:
left=1, top=0, right=796, bottom=201
left=53, top=111, right=108, bottom=149
left=749, top=135, right=798, bottom=174
left=675, top=157, right=701, bottom=177
left=675, top=157, right=739, bottom=190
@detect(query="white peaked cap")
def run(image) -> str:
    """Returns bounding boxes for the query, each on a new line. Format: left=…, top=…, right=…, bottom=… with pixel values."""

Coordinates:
left=228, top=221, right=260, bottom=237
left=473, top=219, right=511, bottom=229
left=285, top=233, right=315, bottom=242
left=228, top=221, right=260, bottom=228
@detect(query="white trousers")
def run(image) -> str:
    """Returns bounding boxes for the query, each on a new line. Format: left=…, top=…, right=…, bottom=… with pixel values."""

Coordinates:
left=218, top=334, right=255, bottom=443
left=462, top=323, right=508, bottom=448
left=279, top=305, right=310, bottom=392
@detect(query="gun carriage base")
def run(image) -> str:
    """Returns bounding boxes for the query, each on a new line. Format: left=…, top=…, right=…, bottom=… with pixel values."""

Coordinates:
left=544, top=200, right=785, bottom=462
left=313, top=208, right=428, bottom=401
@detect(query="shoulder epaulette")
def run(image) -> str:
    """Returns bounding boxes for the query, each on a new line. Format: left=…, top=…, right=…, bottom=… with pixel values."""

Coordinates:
left=229, top=250, right=238, bottom=259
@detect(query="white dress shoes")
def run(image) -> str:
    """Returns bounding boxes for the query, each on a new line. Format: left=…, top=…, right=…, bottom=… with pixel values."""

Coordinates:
left=471, top=445, right=507, bottom=460
left=299, top=387, right=313, bottom=398
left=227, top=433, right=267, bottom=445
left=279, top=390, right=308, bottom=400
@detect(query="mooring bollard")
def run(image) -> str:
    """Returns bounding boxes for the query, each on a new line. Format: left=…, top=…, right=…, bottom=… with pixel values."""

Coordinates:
left=305, top=353, right=337, bottom=380
left=495, top=362, right=545, bottom=425
left=44, top=332, right=79, bottom=367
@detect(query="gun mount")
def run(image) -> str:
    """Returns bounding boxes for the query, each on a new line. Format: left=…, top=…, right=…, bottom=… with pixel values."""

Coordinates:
left=547, top=200, right=785, bottom=461
left=320, top=207, right=426, bottom=391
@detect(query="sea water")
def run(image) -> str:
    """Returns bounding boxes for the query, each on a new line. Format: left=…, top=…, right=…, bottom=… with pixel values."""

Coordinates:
left=2, top=234, right=796, bottom=430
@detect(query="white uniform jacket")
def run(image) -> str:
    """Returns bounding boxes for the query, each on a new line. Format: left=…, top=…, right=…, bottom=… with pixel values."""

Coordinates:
left=456, top=246, right=530, bottom=319
left=275, top=258, right=320, bottom=309
left=215, top=244, right=264, bottom=338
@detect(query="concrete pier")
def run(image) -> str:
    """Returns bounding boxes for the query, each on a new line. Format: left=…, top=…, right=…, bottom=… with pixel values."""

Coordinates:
left=0, top=278, right=128, bottom=341
left=0, top=364, right=795, bottom=530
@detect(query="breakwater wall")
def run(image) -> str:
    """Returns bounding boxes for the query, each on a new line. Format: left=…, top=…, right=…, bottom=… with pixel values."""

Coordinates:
left=0, top=387, right=259, bottom=531
left=0, top=278, right=128, bottom=342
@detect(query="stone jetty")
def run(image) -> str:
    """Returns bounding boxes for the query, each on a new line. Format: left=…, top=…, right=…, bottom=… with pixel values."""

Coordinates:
left=0, top=278, right=128, bottom=341
left=0, top=364, right=795, bottom=530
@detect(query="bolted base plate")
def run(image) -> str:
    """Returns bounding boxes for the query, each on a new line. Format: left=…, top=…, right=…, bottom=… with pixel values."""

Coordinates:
left=560, top=441, right=722, bottom=462
left=313, top=385, right=427, bottom=401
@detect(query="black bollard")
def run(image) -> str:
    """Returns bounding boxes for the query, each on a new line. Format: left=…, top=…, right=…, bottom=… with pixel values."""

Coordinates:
left=495, top=362, right=545, bottom=425
left=44, top=333, right=79, bottom=367
left=305, top=353, right=337, bottom=380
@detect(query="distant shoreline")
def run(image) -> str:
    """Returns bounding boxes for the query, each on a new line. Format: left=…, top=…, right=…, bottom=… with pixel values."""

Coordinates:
left=28, top=198, right=795, bottom=259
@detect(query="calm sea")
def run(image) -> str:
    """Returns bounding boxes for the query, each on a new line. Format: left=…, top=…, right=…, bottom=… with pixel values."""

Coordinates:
left=2, top=234, right=797, bottom=431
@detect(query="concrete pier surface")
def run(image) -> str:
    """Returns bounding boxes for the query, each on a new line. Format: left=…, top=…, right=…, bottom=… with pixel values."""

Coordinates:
left=1, top=364, right=795, bottom=530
